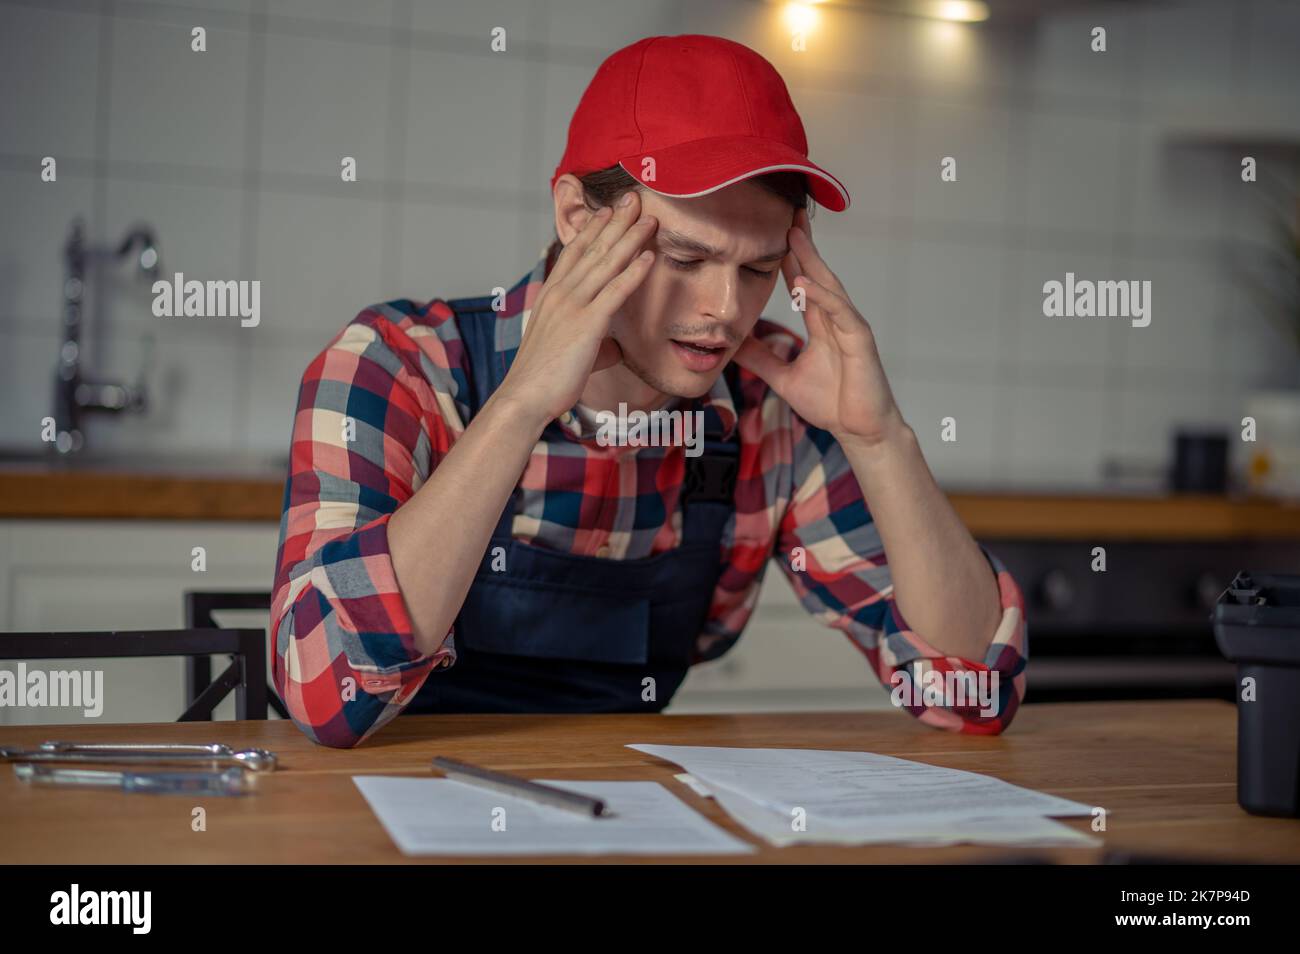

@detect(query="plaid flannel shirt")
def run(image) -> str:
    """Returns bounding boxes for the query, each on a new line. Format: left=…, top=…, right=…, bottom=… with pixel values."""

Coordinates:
left=271, top=251, right=1028, bottom=748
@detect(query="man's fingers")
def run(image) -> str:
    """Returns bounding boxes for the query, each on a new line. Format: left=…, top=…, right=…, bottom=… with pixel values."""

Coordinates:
left=780, top=242, right=804, bottom=302
left=562, top=190, right=645, bottom=292
left=795, top=275, right=861, bottom=335
left=790, top=223, right=847, bottom=297
left=732, top=336, right=793, bottom=394
left=571, top=211, right=658, bottom=304
left=798, top=291, right=833, bottom=345
left=587, top=248, right=655, bottom=320
left=550, top=205, right=612, bottom=285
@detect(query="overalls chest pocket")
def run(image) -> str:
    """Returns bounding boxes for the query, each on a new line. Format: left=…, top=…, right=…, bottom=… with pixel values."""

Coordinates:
left=456, top=575, right=651, bottom=665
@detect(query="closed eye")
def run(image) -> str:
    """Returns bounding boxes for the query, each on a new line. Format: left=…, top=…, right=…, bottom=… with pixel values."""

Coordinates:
left=666, top=256, right=777, bottom=279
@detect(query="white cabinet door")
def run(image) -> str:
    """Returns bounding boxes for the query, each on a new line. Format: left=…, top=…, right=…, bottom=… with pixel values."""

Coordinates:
left=671, top=572, right=897, bottom=713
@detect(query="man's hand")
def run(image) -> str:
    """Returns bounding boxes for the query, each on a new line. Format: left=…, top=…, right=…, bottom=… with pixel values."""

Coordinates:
left=735, top=209, right=1005, bottom=664
left=734, top=207, right=908, bottom=452
left=498, top=190, right=658, bottom=427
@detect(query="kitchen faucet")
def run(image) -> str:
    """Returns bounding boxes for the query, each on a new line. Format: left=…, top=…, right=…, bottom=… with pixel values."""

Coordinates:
left=52, top=219, right=159, bottom=454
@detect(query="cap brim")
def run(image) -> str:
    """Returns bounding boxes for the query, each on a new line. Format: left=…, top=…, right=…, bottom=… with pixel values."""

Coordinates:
left=618, top=135, right=849, bottom=212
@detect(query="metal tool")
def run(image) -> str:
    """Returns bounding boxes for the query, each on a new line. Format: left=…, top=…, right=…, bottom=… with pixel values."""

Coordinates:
left=13, top=763, right=252, bottom=796
left=432, top=756, right=607, bottom=817
left=0, top=741, right=277, bottom=772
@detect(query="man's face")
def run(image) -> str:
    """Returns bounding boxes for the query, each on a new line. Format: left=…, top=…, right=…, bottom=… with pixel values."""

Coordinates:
left=606, top=181, right=794, bottom=401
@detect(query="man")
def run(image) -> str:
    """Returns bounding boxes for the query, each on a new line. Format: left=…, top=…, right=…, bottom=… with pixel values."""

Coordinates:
left=271, top=35, right=1026, bottom=748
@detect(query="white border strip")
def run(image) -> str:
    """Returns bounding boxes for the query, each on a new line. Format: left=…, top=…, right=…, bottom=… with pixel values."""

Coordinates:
left=619, top=160, right=850, bottom=208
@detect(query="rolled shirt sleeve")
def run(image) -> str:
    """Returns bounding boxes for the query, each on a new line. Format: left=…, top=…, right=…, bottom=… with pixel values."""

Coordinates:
left=774, top=418, right=1027, bottom=734
left=270, top=307, right=458, bottom=748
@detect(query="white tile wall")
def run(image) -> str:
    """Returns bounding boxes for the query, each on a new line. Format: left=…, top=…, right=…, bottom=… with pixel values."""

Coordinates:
left=1110, top=381, right=1225, bottom=466
left=908, top=97, right=1015, bottom=227
left=1119, top=254, right=1223, bottom=381
left=0, top=325, right=62, bottom=447
left=894, top=14, right=1028, bottom=95
left=902, top=237, right=1009, bottom=367
left=546, top=0, right=686, bottom=54
left=403, top=49, right=532, bottom=189
left=268, top=0, right=395, bottom=29
left=1240, top=0, right=1300, bottom=108
left=92, top=332, right=242, bottom=454
left=409, top=0, right=540, bottom=40
left=1022, top=110, right=1130, bottom=234
left=107, top=16, right=253, bottom=172
left=259, top=29, right=394, bottom=179
left=393, top=202, right=527, bottom=303
left=0, top=3, right=101, bottom=162
left=1002, top=379, right=1112, bottom=486
left=100, top=177, right=246, bottom=336
left=1029, top=6, right=1146, bottom=105
left=1134, top=0, right=1235, bottom=113
left=894, top=365, right=999, bottom=485
left=1127, top=123, right=1231, bottom=244
left=538, top=59, right=603, bottom=187
left=1009, top=245, right=1118, bottom=374
left=253, top=189, right=386, bottom=335
left=1, top=0, right=1297, bottom=490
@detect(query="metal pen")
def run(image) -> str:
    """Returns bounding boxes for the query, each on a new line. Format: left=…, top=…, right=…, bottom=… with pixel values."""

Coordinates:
left=431, top=756, right=607, bottom=817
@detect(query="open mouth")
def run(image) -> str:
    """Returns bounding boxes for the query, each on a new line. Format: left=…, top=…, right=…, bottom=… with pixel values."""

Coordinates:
left=669, top=338, right=728, bottom=372
left=672, top=339, right=726, bottom=355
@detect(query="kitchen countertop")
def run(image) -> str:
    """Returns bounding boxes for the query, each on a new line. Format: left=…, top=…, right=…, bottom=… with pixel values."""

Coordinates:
left=2, top=461, right=1299, bottom=538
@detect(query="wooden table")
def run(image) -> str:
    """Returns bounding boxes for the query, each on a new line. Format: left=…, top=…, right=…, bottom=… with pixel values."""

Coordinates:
left=0, top=700, right=1293, bottom=864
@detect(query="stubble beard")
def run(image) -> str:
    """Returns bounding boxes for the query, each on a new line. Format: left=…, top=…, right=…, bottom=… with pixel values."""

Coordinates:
left=617, top=338, right=716, bottom=402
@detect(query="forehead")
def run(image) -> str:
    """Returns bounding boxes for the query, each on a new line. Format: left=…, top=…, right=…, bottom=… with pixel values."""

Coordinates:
left=637, top=181, right=793, bottom=259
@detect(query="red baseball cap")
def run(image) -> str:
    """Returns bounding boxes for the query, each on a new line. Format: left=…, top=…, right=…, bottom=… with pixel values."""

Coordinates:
left=552, top=35, right=850, bottom=212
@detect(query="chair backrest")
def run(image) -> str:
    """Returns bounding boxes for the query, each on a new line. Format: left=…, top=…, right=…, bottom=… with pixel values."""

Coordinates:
left=0, top=628, right=268, bottom=721
left=182, top=591, right=287, bottom=720
left=184, top=591, right=272, bottom=628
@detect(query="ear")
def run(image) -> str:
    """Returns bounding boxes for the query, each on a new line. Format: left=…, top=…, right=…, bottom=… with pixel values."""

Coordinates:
left=553, top=173, right=594, bottom=246
left=794, top=205, right=811, bottom=237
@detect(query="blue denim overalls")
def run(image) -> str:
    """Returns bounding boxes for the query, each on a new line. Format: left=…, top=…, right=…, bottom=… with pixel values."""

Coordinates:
left=403, top=294, right=742, bottom=714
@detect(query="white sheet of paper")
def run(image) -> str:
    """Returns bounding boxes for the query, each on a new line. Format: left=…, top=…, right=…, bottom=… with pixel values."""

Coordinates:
left=716, top=787, right=1099, bottom=847
left=677, top=770, right=1097, bottom=847
left=675, top=771, right=1095, bottom=846
left=353, top=776, right=755, bottom=856
left=674, top=772, right=714, bottom=797
left=634, top=744, right=1097, bottom=827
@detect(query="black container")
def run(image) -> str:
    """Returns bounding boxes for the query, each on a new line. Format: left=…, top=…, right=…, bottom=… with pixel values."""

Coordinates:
left=1171, top=430, right=1229, bottom=493
left=1212, top=571, right=1300, bottom=817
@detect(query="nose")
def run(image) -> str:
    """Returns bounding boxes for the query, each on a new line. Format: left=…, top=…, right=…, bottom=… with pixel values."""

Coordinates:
left=699, top=268, right=742, bottom=326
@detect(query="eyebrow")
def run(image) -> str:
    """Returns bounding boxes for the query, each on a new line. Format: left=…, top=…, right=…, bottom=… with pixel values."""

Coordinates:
left=657, top=229, right=789, bottom=264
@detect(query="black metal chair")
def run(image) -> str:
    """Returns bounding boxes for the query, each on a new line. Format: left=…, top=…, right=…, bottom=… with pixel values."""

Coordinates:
left=0, top=628, right=268, bottom=721
left=183, top=591, right=288, bottom=719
